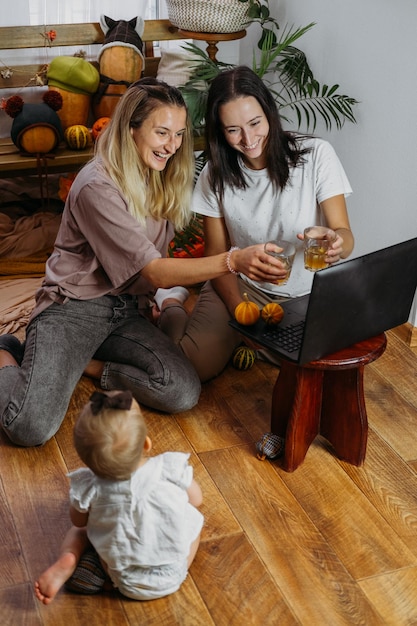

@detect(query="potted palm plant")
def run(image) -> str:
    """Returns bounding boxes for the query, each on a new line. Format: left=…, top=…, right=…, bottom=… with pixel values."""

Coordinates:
left=178, top=15, right=358, bottom=133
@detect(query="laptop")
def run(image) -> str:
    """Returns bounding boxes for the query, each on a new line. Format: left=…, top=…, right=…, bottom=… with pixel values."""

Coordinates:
left=229, top=237, right=417, bottom=365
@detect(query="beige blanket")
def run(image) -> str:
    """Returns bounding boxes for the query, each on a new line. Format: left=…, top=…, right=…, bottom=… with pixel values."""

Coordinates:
left=0, top=210, right=61, bottom=334
left=0, top=277, right=43, bottom=334
left=0, top=212, right=61, bottom=258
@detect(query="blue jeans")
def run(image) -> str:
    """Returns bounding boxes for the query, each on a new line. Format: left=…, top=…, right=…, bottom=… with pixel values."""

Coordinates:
left=0, top=295, right=201, bottom=447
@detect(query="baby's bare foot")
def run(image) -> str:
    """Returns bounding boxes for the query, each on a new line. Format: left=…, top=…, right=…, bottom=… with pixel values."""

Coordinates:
left=34, top=551, right=77, bottom=604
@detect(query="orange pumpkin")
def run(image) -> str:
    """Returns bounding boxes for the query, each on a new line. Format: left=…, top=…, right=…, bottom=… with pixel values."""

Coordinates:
left=261, top=302, right=284, bottom=325
left=64, top=125, right=91, bottom=150
left=100, top=46, right=143, bottom=83
left=19, top=127, right=58, bottom=154
left=49, top=87, right=91, bottom=130
left=93, top=47, right=143, bottom=119
left=92, top=116, right=111, bottom=140
left=234, top=293, right=260, bottom=326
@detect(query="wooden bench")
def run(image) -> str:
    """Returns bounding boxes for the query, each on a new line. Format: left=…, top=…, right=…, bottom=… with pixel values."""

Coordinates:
left=0, top=20, right=204, bottom=179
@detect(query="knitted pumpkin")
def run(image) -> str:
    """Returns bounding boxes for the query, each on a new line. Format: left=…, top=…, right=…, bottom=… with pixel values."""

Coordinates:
left=261, top=302, right=284, bottom=325
left=64, top=124, right=90, bottom=150
left=232, top=346, right=256, bottom=371
left=234, top=293, right=260, bottom=326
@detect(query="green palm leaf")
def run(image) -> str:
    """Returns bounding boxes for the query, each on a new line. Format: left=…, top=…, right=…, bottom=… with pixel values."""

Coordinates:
left=178, top=22, right=358, bottom=133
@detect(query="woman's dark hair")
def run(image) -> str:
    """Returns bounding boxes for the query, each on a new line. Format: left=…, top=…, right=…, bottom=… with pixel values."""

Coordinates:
left=205, top=65, right=310, bottom=202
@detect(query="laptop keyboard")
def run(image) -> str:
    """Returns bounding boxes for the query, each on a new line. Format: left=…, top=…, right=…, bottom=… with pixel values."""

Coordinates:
left=262, top=321, right=305, bottom=353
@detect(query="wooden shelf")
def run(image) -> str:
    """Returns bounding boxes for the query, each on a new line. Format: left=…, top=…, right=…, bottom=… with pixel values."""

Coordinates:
left=0, top=135, right=206, bottom=179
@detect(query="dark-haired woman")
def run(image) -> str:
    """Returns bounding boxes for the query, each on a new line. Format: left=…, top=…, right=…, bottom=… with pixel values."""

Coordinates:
left=159, top=66, right=354, bottom=381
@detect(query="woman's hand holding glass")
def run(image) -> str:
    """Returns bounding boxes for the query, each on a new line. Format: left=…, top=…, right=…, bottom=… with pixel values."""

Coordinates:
left=231, top=244, right=291, bottom=283
left=325, top=232, right=344, bottom=264
left=297, top=226, right=344, bottom=271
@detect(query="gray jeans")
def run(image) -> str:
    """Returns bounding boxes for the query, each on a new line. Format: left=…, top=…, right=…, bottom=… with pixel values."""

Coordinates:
left=0, top=294, right=201, bottom=447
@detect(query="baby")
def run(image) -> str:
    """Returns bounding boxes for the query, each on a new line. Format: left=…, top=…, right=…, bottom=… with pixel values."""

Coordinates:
left=35, top=389, right=203, bottom=603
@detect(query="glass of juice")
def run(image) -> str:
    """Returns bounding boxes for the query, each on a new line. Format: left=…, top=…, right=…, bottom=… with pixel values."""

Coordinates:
left=304, top=226, right=336, bottom=271
left=264, top=240, right=296, bottom=285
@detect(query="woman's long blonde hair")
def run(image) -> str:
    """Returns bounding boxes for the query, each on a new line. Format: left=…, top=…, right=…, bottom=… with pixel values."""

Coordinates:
left=96, top=78, right=194, bottom=231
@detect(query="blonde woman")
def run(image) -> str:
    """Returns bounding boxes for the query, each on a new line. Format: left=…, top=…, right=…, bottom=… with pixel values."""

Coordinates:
left=0, top=78, right=284, bottom=447
left=35, top=390, right=204, bottom=602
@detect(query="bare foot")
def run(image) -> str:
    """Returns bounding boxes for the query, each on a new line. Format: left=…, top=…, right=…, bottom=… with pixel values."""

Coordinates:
left=83, top=359, right=104, bottom=380
left=34, top=551, right=77, bottom=605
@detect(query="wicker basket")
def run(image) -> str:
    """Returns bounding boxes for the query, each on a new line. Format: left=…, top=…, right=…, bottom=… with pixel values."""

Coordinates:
left=165, top=0, right=250, bottom=34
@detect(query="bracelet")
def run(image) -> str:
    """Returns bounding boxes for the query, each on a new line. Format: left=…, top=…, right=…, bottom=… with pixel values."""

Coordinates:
left=226, top=246, right=240, bottom=275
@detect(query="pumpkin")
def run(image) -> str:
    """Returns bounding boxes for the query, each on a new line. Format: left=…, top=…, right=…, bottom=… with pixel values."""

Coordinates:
left=49, top=87, right=91, bottom=130
left=19, top=127, right=58, bottom=155
left=99, top=46, right=143, bottom=83
left=234, top=293, right=260, bottom=326
left=92, top=116, right=111, bottom=140
left=232, top=346, right=256, bottom=371
left=64, top=125, right=90, bottom=150
left=93, top=47, right=143, bottom=119
left=93, top=16, right=144, bottom=118
left=261, top=302, right=284, bottom=325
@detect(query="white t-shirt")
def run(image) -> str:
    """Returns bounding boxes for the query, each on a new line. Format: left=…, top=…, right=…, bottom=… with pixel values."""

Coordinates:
left=69, top=452, right=204, bottom=596
left=192, top=137, right=352, bottom=297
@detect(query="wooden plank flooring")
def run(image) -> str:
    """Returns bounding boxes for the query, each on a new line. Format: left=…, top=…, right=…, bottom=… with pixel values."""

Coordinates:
left=1, top=326, right=417, bottom=625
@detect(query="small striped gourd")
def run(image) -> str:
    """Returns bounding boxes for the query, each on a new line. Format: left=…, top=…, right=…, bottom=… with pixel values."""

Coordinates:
left=232, top=346, right=256, bottom=371
left=261, top=302, right=284, bottom=325
left=64, top=125, right=90, bottom=150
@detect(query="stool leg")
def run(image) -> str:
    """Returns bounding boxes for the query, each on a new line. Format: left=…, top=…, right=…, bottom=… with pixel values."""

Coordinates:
left=271, top=361, right=297, bottom=438
left=320, top=366, right=368, bottom=465
left=271, top=362, right=323, bottom=472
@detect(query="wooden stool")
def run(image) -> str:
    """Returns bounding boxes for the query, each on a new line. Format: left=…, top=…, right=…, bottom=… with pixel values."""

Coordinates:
left=271, top=334, right=387, bottom=472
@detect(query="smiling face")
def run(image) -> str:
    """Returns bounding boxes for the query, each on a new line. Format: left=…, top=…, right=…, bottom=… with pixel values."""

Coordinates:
left=219, top=96, right=270, bottom=170
left=130, top=104, right=187, bottom=171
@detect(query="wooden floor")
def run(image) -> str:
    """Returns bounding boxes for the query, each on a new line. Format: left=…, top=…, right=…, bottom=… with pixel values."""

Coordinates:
left=2, top=325, right=417, bottom=625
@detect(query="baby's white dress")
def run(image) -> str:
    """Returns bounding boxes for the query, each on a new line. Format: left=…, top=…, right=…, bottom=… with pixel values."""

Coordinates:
left=69, top=451, right=204, bottom=600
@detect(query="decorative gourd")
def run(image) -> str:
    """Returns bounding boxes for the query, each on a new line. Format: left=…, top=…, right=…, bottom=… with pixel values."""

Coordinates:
left=47, top=56, right=100, bottom=130
left=93, top=16, right=144, bottom=119
left=49, top=88, right=91, bottom=130
left=100, top=46, right=143, bottom=84
left=20, top=127, right=58, bottom=155
left=234, top=293, right=260, bottom=326
left=92, top=117, right=111, bottom=141
left=4, top=91, right=64, bottom=155
left=232, top=346, right=256, bottom=371
left=261, top=302, right=284, bottom=325
left=64, top=125, right=90, bottom=150
left=93, top=47, right=143, bottom=119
